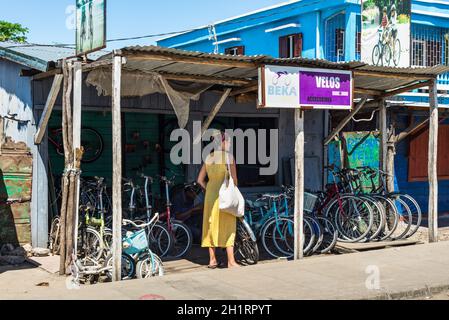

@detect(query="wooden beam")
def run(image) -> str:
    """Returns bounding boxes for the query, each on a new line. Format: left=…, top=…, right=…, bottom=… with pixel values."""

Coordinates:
left=428, top=81, right=439, bottom=243
left=324, top=98, right=368, bottom=146
left=32, top=68, right=62, bottom=81
left=124, top=68, right=253, bottom=87
left=112, top=54, right=123, bottom=281
left=193, top=88, right=232, bottom=144
left=34, top=74, right=63, bottom=144
left=126, top=53, right=258, bottom=69
left=382, top=80, right=433, bottom=98
left=355, top=88, right=383, bottom=96
left=294, top=109, right=305, bottom=260
left=82, top=57, right=127, bottom=72
left=354, top=70, right=434, bottom=81
left=230, top=84, right=258, bottom=96
left=396, top=117, right=430, bottom=144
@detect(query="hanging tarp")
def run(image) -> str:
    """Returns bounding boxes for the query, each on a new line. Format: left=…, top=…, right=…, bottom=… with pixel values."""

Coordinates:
left=86, top=69, right=210, bottom=128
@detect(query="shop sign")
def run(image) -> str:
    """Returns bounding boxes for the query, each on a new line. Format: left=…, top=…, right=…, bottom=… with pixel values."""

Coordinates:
left=258, top=65, right=353, bottom=110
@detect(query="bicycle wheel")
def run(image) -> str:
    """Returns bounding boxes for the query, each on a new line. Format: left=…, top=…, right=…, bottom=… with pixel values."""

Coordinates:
left=80, top=127, right=104, bottom=163
left=306, top=216, right=323, bottom=255
left=382, top=44, right=392, bottom=66
left=49, top=216, right=61, bottom=255
left=316, top=217, right=338, bottom=254
left=393, top=39, right=401, bottom=66
left=372, top=195, right=399, bottom=241
left=281, top=217, right=315, bottom=256
left=372, top=45, right=381, bottom=66
left=104, top=253, right=136, bottom=280
left=387, top=195, right=413, bottom=240
left=235, top=219, right=259, bottom=265
left=326, top=195, right=374, bottom=243
left=149, top=223, right=172, bottom=258
left=136, top=253, right=165, bottom=279
left=167, top=220, right=193, bottom=259
left=360, top=196, right=386, bottom=241
left=78, top=227, right=104, bottom=261
left=400, top=194, right=422, bottom=238
left=260, top=217, right=292, bottom=259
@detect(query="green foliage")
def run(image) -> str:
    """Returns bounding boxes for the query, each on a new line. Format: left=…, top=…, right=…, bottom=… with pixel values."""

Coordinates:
left=0, top=21, right=28, bottom=42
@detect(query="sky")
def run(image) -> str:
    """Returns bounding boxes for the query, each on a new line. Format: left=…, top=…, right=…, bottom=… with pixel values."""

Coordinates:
left=0, top=0, right=287, bottom=49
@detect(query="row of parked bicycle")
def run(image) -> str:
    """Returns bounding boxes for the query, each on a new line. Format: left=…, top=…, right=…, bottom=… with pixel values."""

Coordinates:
left=49, top=165, right=422, bottom=282
left=243, top=165, right=422, bottom=259
left=49, top=172, right=258, bottom=283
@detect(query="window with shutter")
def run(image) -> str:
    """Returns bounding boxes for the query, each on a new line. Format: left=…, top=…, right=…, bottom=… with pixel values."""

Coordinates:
left=279, top=34, right=303, bottom=58
left=225, top=46, right=245, bottom=56
left=409, top=124, right=449, bottom=182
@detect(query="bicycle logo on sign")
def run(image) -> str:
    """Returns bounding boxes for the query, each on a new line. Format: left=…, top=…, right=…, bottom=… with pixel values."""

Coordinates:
left=272, top=71, right=292, bottom=86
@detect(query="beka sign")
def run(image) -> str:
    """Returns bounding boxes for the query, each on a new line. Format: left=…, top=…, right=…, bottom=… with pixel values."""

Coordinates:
left=258, top=65, right=353, bottom=110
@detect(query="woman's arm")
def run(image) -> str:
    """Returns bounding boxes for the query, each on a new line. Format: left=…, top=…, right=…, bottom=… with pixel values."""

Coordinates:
left=229, top=155, right=238, bottom=187
left=197, top=164, right=207, bottom=190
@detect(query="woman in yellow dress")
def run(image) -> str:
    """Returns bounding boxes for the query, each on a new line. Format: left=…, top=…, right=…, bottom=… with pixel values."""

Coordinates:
left=197, top=131, right=240, bottom=269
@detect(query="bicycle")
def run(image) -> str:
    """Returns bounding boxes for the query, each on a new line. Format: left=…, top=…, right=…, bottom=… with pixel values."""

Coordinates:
left=120, top=214, right=165, bottom=279
left=48, top=127, right=104, bottom=163
left=157, top=174, right=193, bottom=259
left=372, top=27, right=392, bottom=66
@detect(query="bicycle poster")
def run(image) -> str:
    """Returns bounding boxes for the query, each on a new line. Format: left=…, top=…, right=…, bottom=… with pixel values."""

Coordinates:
left=76, top=0, right=106, bottom=56
left=361, top=0, right=411, bottom=67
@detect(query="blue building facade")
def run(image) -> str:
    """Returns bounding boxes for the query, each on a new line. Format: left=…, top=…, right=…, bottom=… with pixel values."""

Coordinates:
left=158, top=0, right=449, bottom=214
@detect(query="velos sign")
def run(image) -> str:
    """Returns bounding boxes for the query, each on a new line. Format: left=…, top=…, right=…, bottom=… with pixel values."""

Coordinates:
left=258, top=65, right=353, bottom=110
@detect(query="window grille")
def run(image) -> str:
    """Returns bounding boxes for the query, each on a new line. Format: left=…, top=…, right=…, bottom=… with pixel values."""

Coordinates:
left=325, top=13, right=346, bottom=62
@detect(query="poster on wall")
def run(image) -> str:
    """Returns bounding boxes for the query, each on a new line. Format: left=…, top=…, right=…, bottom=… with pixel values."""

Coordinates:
left=258, top=65, right=353, bottom=110
left=361, top=0, right=411, bottom=67
left=76, top=0, right=106, bottom=55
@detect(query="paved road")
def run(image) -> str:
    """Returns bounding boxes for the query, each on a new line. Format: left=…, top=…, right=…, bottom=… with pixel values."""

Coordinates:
left=1, top=241, right=449, bottom=300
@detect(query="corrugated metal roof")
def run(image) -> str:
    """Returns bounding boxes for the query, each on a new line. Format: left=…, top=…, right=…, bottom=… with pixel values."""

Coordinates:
left=98, top=45, right=449, bottom=96
left=0, top=41, right=106, bottom=71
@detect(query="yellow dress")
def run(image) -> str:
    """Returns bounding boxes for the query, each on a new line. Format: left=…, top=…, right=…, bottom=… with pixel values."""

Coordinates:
left=202, top=151, right=236, bottom=248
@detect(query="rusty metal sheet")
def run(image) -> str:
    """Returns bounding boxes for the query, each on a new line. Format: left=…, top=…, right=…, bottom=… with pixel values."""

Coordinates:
left=0, top=139, right=33, bottom=246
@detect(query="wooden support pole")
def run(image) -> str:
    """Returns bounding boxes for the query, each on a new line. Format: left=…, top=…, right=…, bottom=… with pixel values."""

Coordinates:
left=112, top=54, right=123, bottom=281
left=72, top=61, right=82, bottom=257
left=34, top=74, right=63, bottom=144
left=386, top=125, right=396, bottom=193
left=324, top=98, right=367, bottom=146
left=294, top=109, right=305, bottom=260
left=0, top=117, right=4, bottom=155
left=380, top=100, right=388, bottom=173
left=428, top=81, right=439, bottom=243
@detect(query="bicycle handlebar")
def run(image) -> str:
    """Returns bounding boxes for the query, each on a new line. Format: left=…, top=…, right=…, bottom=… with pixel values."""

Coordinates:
left=123, top=213, right=159, bottom=229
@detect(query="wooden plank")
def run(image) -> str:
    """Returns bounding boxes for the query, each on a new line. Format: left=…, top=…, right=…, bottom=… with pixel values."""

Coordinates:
left=32, top=68, right=62, bottom=81
left=112, top=54, right=123, bottom=281
left=229, top=84, right=258, bottom=96
left=428, top=82, right=439, bottom=243
left=193, top=88, right=232, bottom=144
left=34, top=74, right=63, bottom=144
left=294, top=109, right=305, bottom=260
left=324, top=98, right=367, bottom=146
left=336, top=239, right=420, bottom=252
